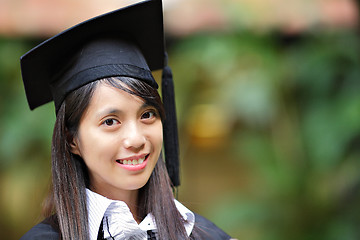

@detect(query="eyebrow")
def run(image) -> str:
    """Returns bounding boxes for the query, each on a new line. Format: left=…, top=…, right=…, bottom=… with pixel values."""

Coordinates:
left=96, top=103, right=153, bottom=118
left=140, top=102, right=153, bottom=110
left=96, top=108, right=123, bottom=119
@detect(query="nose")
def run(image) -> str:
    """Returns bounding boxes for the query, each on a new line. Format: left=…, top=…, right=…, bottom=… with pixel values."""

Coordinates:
left=122, top=122, right=146, bottom=151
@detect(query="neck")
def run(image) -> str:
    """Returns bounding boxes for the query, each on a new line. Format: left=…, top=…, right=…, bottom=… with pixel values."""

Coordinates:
left=90, top=186, right=140, bottom=223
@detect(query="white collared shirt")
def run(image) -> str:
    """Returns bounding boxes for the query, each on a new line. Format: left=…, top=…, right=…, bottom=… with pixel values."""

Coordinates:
left=86, top=189, right=195, bottom=240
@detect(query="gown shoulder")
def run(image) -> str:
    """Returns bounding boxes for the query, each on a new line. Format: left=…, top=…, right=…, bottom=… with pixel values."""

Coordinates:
left=20, top=217, right=59, bottom=240
left=192, top=213, right=232, bottom=240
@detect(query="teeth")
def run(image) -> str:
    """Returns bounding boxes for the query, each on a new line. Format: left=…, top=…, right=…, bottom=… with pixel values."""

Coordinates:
left=120, top=157, right=146, bottom=165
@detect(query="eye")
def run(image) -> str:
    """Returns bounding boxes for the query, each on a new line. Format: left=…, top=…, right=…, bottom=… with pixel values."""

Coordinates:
left=141, top=110, right=156, bottom=120
left=102, top=118, right=120, bottom=126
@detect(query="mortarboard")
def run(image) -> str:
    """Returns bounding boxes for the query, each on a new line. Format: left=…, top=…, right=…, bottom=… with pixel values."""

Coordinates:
left=20, top=0, right=180, bottom=187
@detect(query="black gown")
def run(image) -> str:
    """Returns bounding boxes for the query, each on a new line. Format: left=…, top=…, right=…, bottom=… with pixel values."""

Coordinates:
left=20, top=213, right=231, bottom=240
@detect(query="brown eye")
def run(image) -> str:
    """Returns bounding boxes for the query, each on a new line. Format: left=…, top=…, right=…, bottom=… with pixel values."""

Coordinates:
left=103, top=119, right=119, bottom=126
left=141, top=111, right=156, bottom=119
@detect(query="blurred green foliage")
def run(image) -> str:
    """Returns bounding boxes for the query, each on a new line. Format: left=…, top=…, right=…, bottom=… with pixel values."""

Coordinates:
left=170, top=30, right=360, bottom=239
left=1, top=29, right=360, bottom=239
left=0, top=37, right=54, bottom=239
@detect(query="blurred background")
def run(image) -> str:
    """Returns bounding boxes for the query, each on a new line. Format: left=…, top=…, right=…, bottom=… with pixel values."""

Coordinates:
left=1, top=0, right=360, bottom=239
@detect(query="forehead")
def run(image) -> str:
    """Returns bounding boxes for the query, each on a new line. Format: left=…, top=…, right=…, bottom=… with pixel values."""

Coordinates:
left=85, top=81, right=145, bottom=116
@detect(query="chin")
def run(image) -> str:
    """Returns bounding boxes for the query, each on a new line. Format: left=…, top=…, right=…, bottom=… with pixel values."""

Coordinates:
left=122, top=177, right=150, bottom=191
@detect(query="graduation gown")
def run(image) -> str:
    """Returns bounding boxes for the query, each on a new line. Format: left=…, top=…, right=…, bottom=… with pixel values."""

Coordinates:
left=20, top=213, right=232, bottom=240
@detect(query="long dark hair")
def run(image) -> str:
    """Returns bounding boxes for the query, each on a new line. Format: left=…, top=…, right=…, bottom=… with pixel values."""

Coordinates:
left=43, top=77, right=188, bottom=239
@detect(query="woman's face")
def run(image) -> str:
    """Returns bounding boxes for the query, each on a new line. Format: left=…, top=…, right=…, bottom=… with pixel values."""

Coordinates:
left=71, top=81, right=163, bottom=200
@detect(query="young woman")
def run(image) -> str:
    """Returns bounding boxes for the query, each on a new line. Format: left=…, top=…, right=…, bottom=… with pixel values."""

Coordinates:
left=19, top=0, right=233, bottom=239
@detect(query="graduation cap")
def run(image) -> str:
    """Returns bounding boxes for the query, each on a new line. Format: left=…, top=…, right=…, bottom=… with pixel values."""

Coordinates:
left=20, top=0, right=180, bottom=187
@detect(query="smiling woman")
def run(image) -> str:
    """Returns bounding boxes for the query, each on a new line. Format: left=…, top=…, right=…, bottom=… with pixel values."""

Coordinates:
left=69, top=78, right=164, bottom=204
left=18, top=0, right=232, bottom=239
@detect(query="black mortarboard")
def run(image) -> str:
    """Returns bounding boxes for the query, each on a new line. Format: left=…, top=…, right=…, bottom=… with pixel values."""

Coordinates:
left=20, top=0, right=180, bottom=186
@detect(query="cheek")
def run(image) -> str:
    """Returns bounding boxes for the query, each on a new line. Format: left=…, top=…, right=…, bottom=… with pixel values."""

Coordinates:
left=151, top=122, right=163, bottom=149
left=77, top=129, right=117, bottom=164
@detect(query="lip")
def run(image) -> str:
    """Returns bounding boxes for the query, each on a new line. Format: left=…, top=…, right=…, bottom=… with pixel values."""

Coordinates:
left=115, top=154, right=149, bottom=171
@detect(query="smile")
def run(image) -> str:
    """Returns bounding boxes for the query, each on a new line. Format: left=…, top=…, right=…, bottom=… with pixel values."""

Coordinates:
left=116, top=154, right=149, bottom=166
left=118, top=157, right=145, bottom=165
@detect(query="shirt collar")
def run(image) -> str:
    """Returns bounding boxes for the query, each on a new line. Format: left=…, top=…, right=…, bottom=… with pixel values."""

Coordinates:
left=86, top=188, right=195, bottom=240
left=86, top=189, right=114, bottom=240
left=174, top=199, right=195, bottom=236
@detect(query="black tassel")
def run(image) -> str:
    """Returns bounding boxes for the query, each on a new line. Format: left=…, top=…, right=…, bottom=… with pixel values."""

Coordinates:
left=162, top=64, right=180, bottom=187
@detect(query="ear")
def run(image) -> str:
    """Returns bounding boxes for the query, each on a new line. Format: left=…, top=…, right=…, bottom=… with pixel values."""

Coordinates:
left=69, top=137, right=81, bottom=156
